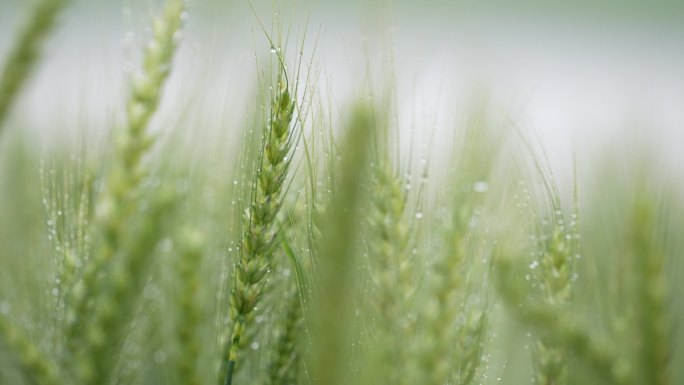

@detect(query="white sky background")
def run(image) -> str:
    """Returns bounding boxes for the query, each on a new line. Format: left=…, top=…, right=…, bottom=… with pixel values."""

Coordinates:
left=0, top=0, right=682, bottom=188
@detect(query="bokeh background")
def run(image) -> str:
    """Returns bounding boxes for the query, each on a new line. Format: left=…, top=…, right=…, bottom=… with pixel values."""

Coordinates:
left=1, top=0, right=683, bottom=187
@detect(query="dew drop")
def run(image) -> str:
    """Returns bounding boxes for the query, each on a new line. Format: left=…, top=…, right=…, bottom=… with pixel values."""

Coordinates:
left=153, top=350, right=167, bottom=363
left=473, top=181, right=489, bottom=193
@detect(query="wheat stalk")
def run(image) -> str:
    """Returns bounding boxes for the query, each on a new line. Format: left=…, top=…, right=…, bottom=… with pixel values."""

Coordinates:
left=631, top=195, right=671, bottom=385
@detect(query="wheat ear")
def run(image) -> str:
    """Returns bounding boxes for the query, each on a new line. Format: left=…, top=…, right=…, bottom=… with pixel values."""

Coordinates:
left=0, top=313, right=62, bottom=385
left=0, top=0, right=70, bottom=130
left=175, top=228, right=204, bottom=385
left=367, top=164, right=413, bottom=384
left=65, top=0, right=185, bottom=349
left=221, top=67, right=296, bottom=385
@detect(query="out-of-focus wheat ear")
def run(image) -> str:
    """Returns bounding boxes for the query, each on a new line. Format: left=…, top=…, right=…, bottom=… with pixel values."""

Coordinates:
left=631, top=194, right=671, bottom=385
left=76, top=188, right=178, bottom=385
left=265, top=282, right=303, bottom=385
left=64, top=0, right=185, bottom=354
left=0, top=0, right=70, bottom=131
left=535, top=225, right=573, bottom=385
left=0, top=314, right=63, bottom=385
left=495, top=256, right=634, bottom=385
left=408, top=205, right=469, bottom=385
left=220, top=62, right=296, bottom=385
left=366, top=163, right=413, bottom=385
left=456, top=308, right=487, bottom=385
left=311, top=105, right=373, bottom=385
left=174, top=227, right=204, bottom=385
left=408, top=105, right=500, bottom=385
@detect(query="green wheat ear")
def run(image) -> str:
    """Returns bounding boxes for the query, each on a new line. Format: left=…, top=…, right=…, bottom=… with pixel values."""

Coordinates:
left=265, top=281, right=304, bottom=385
left=65, top=0, right=186, bottom=349
left=0, top=0, right=70, bottom=131
left=221, top=61, right=296, bottom=385
left=53, top=1, right=186, bottom=382
left=495, top=255, right=629, bottom=383
left=365, top=162, right=414, bottom=385
left=0, top=314, right=62, bottom=385
left=174, top=227, right=205, bottom=385
left=408, top=106, right=500, bottom=385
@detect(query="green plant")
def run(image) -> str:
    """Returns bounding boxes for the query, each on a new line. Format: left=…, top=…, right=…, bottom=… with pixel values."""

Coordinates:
left=0, top=0, right=70, bottom=131
left=0, top=4, right=680, bottom=385
left=220, top=61, right=297, bottom=385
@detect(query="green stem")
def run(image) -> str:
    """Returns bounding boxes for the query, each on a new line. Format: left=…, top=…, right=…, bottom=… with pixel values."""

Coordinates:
left=223, top=317, right=244, bottom=385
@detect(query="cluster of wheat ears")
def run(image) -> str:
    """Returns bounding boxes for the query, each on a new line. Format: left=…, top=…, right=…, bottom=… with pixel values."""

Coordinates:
left=0, top=1, right=680, bottom=385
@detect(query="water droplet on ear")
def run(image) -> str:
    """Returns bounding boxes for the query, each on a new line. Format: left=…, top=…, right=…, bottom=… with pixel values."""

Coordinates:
left=153, top=350, right=167, bottom=363
left=473, top=181, right=489, bottom=193
left=0, top=301, right=10, bottom=315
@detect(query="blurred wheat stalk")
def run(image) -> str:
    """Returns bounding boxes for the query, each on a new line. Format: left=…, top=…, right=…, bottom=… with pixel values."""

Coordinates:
left=0, top=0, right=69, bottom=130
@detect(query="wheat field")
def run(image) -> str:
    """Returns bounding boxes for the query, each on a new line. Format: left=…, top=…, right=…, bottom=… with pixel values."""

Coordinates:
left=0, top=1, right=682, bottom=385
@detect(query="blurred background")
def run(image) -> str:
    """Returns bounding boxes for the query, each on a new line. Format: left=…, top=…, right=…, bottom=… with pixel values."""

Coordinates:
left=1, top=0, right=683, bottom=190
